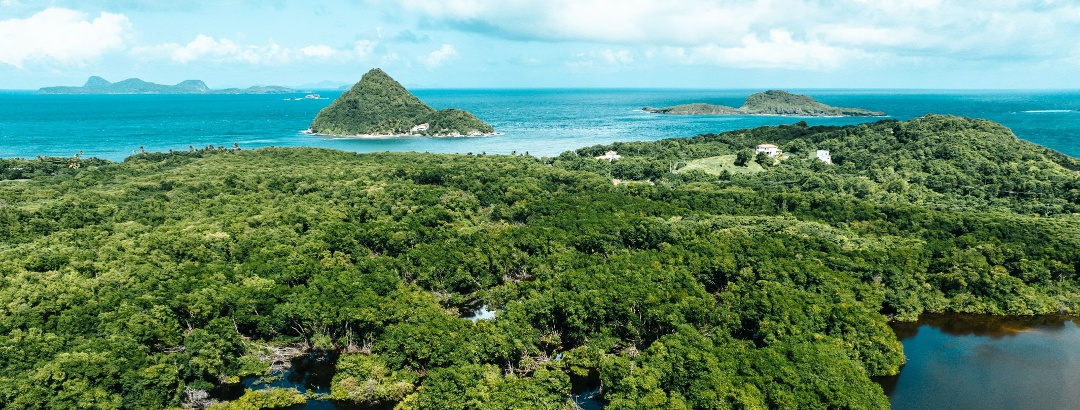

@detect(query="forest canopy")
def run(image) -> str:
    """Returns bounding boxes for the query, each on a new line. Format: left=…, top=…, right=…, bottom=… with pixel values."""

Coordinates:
left=0, top=115, right=1077, bottom=409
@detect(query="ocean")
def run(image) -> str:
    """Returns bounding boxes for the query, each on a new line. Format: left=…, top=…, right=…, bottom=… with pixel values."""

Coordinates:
left=0, top=89, right=1078, bottom=161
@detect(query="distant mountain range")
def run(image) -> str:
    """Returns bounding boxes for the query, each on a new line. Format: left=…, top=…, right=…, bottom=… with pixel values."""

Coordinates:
left=39, top=76, right=295, bottom=95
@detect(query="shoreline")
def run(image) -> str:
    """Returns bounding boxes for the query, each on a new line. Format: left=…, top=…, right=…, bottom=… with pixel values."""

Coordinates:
left=639, top=110, right=890, bottom=119
left=303, top=129, right=500, bottom=139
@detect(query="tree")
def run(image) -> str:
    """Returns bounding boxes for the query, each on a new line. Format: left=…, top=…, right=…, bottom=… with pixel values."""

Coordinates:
left=735, top=150, right=752, bottom=167
left=755, top=151, right=772, bottom=167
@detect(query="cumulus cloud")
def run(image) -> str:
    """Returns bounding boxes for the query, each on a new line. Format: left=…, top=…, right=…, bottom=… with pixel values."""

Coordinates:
left=134, top=34, right=289, bottom=64
left=424, top=44, right=457, bottom=69
left=395, top=0, right=1080, bottom=70
left=0, top=7, right=130, bottom=67
left=301, top=44, right=337, bottom=58
left=134, top=36, right=379, bottom=64
left=599, top=49, right=633, bottom=65
left=663, top=30, right=874, bottom=71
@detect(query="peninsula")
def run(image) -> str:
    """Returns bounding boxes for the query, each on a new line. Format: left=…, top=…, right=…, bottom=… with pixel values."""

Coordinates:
left=308, top=68, right=494, bottom=137
left=644, top=90, right=885, bottom=116
left=39, top=76, right=295, bottom=94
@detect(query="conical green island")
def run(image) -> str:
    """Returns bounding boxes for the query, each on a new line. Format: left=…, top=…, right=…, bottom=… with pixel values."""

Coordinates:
left=644, top=89, right=885, bottom=116
left=309, top=68, right=494, bottom=136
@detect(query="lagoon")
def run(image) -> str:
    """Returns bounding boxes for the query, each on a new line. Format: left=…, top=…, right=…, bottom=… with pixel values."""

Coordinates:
left=880, top=314, right=1080, bottom=410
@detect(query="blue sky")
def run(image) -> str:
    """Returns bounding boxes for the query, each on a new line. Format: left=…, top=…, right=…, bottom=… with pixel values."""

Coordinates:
left=1, top=1, right=1079, bottom=89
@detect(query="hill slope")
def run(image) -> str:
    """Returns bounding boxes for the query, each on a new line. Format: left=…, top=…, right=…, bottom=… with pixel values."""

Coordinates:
left=644, top=90, right=885, bottom=116
left=0, top=116, right=1077, bottom=409
left=308, top=68, right=494, bottom=136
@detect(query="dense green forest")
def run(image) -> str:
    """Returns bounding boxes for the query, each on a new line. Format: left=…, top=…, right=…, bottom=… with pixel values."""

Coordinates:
left=309, top=69, right=494, bottom=136
left=0, top=115, right=1078, bottom=409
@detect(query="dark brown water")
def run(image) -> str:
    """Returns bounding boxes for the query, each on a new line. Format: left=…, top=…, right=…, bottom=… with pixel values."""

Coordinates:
left=878, top=314, right=1080, bottom=410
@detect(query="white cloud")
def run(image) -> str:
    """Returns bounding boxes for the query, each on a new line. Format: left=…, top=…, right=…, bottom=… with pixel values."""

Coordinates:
left=394, top=0, right=1080, bottom=70
left=424, top=44, right=457, bottom=69
left=0, top=7, right=130, bottom=67
left=599, top=49, right=633, bottom=65
left=301, top=44, right=337, bottom=58
left=135, top=36, right=378, bottom=65
left=664, top=30, right=872, bottom=71
left=135, top=35, right=289, bottom=64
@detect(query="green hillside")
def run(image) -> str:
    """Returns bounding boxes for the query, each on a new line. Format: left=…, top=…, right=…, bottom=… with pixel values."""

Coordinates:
left=309, top=69, right=494, bottom=136
left=0, top=115, right=1077, bottom=409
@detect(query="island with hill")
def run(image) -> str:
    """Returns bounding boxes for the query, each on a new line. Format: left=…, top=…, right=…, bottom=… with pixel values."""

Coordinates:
left=644, top=89, right=885, bottom=116
left=2, top=114, right=1079, bottom=409
left=38, top=76, right=295, bottom=95
left=308, top=68, right=494, bottom=137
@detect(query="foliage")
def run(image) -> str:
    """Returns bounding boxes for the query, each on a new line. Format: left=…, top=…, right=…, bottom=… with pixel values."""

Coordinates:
left=734, top=150, right=752, bottom=167
left=207, top=388, right=306, bottom=410
left=309, top=68, right=493, bottom=136
left=0, top=115, right=1077, bottom=408
left=331, top=353, right=418, bottom=404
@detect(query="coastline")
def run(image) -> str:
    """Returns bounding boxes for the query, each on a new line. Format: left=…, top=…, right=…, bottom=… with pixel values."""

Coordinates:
left=303, top=129, right=500, bottom=139
left=639, top=110, right=890, bottom=119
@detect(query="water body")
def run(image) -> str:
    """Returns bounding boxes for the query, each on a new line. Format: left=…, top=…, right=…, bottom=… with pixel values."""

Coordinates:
left=1, top=89, right=1078, bottom=161
left=879, top=314, right=1080, bottom=410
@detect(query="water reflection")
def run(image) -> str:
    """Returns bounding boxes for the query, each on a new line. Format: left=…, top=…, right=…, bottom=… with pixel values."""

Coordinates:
left=879, top=313, right=1080, bottom=410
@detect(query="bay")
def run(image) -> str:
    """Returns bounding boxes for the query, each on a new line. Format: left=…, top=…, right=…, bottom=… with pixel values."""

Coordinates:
left=1, top=89, right=1077, bottom=161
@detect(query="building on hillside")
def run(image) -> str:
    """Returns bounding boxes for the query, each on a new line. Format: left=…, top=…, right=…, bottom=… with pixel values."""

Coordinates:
left=816, top=149, right=832, bottom=164
left=409, top=123, right=430, bottom=134
left=756, top=144, right=782, bottom=157
left=596, top=150, right=622, bottom=162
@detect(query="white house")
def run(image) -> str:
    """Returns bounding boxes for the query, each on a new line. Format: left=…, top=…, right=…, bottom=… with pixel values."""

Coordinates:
left=816, top=150, right=832, bottom=164
left=409, top=123, right=430, bottom=134
left=596, top=150, right=622, bottom=162
left=756, top=144, right=782, bottom=157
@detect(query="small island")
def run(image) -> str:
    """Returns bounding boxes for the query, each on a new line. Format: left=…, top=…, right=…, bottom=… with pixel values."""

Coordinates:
left=39, top=76, right=295, bottom=95
left=644, top=90, right=885, bottom=117
left=308, top=68, right=494, bottom=137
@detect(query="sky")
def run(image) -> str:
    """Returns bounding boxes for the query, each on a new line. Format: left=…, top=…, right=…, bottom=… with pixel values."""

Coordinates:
left=1, top=1, right=1080, bottom=89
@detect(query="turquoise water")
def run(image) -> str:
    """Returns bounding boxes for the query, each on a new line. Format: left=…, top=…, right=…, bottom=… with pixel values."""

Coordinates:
left=1, top=89, right=1077, bottom=161
left=880, top=315, right=1080, bottom=410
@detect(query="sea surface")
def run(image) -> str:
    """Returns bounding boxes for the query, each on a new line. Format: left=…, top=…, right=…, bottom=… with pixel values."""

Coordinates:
left=1, top=89, right=1078, bottom=161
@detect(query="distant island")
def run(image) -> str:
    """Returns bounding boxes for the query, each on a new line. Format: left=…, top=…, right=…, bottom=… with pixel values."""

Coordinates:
left=39, top=76, right=295, bottom=95
left=644, top=90, right=885, bottom=116
left=308, top=68, right=494, bottom=137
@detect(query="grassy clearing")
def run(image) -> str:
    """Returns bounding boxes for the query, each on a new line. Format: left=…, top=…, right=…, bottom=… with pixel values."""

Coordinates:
left=676, top=154, right=765, bottom=175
